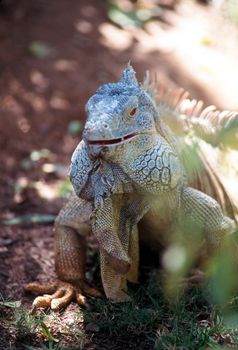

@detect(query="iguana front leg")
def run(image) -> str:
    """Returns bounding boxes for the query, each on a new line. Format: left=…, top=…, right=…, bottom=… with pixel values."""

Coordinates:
left=181, top=187, right=236, bottom=252
left=25, top=193, right=101, bottom=311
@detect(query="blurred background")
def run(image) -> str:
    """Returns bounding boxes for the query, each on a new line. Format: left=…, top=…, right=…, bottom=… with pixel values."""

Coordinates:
left=0, top=0, right=238, bottom=297
left=1, top=0, right=238, bottom=219
left=1, top=2, right=238, bottom=348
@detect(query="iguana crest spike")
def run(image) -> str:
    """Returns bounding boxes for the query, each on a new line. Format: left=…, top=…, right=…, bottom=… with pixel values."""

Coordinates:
left=119, top=63, right=139, bottom=86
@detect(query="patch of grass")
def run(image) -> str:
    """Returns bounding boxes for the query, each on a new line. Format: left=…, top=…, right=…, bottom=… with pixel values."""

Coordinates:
left=24, top=341, right=73, bottom=350
left=83, top=273, right=165, bottom=335
left=2, top=271, right=238, bottom=349
left=0, top=296, right=61, bottom=349
left=12, top=307, right=56, bottom=341
left=0, top=293, right=88, bottom=350
left=82, top=271, right=238, bottom=349
left=0, top=294, right=21, bottom=309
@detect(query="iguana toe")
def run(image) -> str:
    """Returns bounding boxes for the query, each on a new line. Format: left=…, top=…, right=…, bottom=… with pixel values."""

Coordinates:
left=25, top=280, right=102, bottom=311
left=82, top=283, right=102, bottom=297
left=75, top=282, right=102, bottom=307
left=32, top=295, right=53, bottom=312
left=75, top=293, right=87, bottom=306
left=25, top=282, right=57, bottom=294
left=50, top=286, right=74, bottom=310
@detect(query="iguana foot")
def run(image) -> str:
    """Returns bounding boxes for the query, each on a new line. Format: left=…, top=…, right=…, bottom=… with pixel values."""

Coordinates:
left=25, top=280, right=102, bottom=311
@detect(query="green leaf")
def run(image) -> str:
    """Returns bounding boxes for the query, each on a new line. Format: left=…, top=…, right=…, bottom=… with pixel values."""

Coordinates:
left=40, top=321, right=59, bottom=343
left=0, top=300, right=21, bottom=308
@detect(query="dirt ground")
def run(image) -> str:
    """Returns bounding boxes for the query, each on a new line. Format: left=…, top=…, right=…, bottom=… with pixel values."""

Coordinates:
left=1, top=0, right=238, bottom=349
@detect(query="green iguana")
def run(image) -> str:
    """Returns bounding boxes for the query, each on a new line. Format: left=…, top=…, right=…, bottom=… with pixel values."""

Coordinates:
left=26, top=65, right=238, bottom=310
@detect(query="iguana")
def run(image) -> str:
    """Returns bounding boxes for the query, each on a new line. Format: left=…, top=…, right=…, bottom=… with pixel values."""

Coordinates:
left=26, top=65, right=238, bottom=311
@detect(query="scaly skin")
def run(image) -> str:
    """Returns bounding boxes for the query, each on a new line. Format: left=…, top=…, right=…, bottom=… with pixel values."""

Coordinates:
left=26, top=65, right=238, bottom=310
left=25, top=193, right=101, bottom=310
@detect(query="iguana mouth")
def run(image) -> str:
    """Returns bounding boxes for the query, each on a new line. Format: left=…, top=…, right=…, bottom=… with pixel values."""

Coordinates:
left=87, top=132, right=139, bottom=146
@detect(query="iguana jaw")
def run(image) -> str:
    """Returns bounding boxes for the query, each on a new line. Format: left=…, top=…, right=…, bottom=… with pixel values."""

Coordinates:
left=85, top=130, right=158, bottom=147
left=86, top=131, right=139, bottom=146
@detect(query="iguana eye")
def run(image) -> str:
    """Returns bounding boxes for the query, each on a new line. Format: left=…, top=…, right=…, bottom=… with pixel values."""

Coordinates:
left=129, top=107, right=137, bottom=117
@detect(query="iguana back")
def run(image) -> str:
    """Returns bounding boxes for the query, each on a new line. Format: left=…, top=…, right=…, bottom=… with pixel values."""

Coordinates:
left=143, top=73, right=238, bottom=222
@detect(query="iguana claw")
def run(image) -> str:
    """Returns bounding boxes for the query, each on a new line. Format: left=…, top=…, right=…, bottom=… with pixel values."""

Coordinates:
left=25, top=280, right=102, bottom=312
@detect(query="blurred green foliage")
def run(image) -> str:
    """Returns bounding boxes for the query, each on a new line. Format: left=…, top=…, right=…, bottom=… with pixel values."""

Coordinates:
left=67, top=120, right=82, bottom=136
left=108, top=3, right=145, bottom=28
left=30, top=149, right=50, bottom=162
left=224, top=0, right=238, bottom=25
left=57, top=179, right=73, bottom=198
left=29, top=41, right=55, bottom=59
left=107, top=1, right=162, bottom=29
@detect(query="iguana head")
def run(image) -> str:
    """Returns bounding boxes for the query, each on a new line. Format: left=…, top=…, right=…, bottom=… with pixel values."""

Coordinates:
left=83, top=64, right=158, bottom=160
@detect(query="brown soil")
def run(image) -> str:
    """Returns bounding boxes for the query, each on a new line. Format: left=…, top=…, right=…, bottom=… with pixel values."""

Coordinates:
left=0, top=0, right=238, bottom=349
